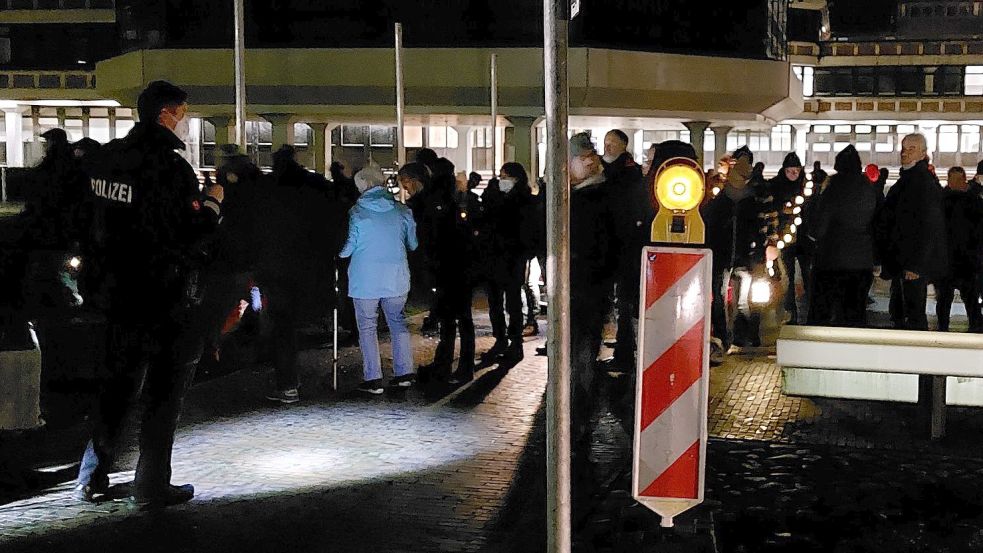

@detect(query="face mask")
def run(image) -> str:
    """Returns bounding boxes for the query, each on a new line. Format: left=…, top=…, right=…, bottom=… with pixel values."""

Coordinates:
left=172, top=115, right=191, bottom=143
left=602, top=153, right=618, bottom=164
left=499, top=178, right=516, bottom=193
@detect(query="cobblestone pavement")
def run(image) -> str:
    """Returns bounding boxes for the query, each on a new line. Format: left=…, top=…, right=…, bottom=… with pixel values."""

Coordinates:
left=0, top=310, right=549, bottom=553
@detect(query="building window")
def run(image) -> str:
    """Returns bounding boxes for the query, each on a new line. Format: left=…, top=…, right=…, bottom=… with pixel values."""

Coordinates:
left=427, top=126, right=458, bottom=149
left=771, top=125, right=792, bottom=152
left=369, top=126, right=394, bottom=147
left=938, top=125, right=959, bottom=152
left=965, top=66, right=983, bottom=95
left=472, top=128, right=493, bottom=172
left=961, top=125, right=981, bottom=152
left=341, top=125, right=367, bottom=147
left=793, top=66, right=814, bottom=97
left=405, top=126, right=423, bottom=148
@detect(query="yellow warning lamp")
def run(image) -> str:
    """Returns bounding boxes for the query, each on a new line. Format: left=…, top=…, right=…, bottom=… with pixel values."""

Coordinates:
left=651, top=157, right=706, bottom=244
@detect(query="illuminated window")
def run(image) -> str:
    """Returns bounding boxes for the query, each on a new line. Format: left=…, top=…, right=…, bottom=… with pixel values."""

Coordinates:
left=812, top=143, right=832, bottom=152
left=771, top=125, right=792, bottom=151
left=812, top=125, right=831, bottom=134
left=965, top=66, right=983, bottom=95
left=427, top=126, right=458, bottom=149
left=89, top=118, right=110, bottom=143
left=961, top=125, right=980, bottom=152
left=405, top=126, right=423, bottom=148
left=939, top=125, right=959, bottom=152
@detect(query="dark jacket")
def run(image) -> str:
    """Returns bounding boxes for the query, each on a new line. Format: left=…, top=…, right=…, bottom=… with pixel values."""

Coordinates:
left=482, top=183, right=537, bottom=284
left=767, top=153, right=811, bottom=256
left=431, top=189, right=484, bottom=287
left=604, top=152, right=651, bottom=286
left=941, top=188, right=983, bottom=280
left=571, top=173, right=618, bottom=291
left=209, top=154, right=263, bottom=274
left=876, top=159, right=947, bottom=281
left=703, top=186, right=771, bottom=271
left=255, top=159, right=347, bottom=314
left=809, top=171, right=878, bottom=272
left=82, top=122, right=220, bottom=322
left=21, top=143, right=89, bottom=251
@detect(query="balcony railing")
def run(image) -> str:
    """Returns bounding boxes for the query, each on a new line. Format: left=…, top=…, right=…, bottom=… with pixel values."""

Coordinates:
left=0, top=71, right=96, bottom=90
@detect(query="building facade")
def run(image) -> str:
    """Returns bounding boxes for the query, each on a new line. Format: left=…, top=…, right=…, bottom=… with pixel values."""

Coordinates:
left=1, top=0, right=980, bottom=182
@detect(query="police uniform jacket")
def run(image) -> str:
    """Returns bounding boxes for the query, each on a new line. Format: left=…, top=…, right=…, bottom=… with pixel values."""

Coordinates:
left=84, top=122, right=220, bottom=322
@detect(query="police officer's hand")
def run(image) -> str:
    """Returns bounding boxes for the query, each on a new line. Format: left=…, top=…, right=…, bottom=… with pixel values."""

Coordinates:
left=206, top=183, right=224, bottom=203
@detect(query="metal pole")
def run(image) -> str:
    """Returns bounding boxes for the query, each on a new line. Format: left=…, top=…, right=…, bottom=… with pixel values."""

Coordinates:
left=1, top=167, right=6, bottom=203
left=490, top=53, right=498, bottom=174
left=395, top=22, right=407, bottom=203
left=333, top=265, right=339, bottom=391
left=544, top=0, right=571, bottom=551
left=233, top=0, right=247, bottom=148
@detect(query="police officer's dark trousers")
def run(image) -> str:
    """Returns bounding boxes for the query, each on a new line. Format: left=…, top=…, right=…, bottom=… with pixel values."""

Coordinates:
left=77, top=308, right=201, bottom=497
left=433, top=281, right=475, bottom=372
left=486, top=265, right=524, bottom=347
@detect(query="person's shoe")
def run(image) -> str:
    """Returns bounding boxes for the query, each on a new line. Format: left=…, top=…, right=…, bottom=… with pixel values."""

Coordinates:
left=266, top=388, right=300, bottom=404
left=356, top=379, right=385, bottom=395
left=535, top=345, right=548, bottom=357
left=390, top=374, right=416, bottom=388
left=132, top=484, right=194, bottom=510
left=522, top=322, right=540, bottom=337
left=709, top=339, right=725, bottom=366
left=72, top=476, right=109, bottom=503
left=421, top=317, right=439, bottom=336
left=501, top=342, right=524, bottom=366
left=448, top=368, right=474, bottom=385
left=480, top=341, right=508, bottom=362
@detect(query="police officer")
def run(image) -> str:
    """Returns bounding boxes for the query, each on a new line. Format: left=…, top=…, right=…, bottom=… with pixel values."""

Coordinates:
left=73, top=81, right=224, bottom=508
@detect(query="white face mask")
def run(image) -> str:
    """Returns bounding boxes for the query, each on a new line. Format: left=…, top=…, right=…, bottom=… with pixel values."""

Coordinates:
left=499, top=178, right=516, bottom=193
left=171, top=115, right=191, bottom=143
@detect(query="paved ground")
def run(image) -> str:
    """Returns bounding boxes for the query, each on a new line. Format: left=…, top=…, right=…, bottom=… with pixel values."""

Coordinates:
left=4, top=284, right=983, bottom=552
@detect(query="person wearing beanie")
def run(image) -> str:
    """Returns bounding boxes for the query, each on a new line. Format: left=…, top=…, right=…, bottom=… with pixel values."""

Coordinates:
left=768, top=152, right=812, bottom=324
left=807, top=145, right=878, bottom=327
left=73, top=80, right=223, bottom=508
left=969, top=159, right=983, bottom=199
left=703, top=146, right=779, bottom=352
left=340, top=162, right=419, bottom=394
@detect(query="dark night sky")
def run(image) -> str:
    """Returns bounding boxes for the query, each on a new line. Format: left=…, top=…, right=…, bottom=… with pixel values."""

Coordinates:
left=828, top=0, right=898, bottom=37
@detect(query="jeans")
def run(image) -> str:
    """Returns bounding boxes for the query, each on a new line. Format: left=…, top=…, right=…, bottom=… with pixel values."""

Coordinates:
left=77, top=311, right=202, bottom=498
left=711, top=265, right=758, bottom=348
left=935, top=276, right=983, bottom=332
left=521, top=258, right=542, bottom=324
left=889, top=277, right=928, bottom=330
left=486, top=277, right=524, bottom=344
left=353, top=295, right=413, bottom=382
left=434, top=283, right=475, bottom=372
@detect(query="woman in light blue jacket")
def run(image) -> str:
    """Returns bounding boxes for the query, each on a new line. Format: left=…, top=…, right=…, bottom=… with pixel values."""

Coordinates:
left=339, top=163, right=419, bottom=394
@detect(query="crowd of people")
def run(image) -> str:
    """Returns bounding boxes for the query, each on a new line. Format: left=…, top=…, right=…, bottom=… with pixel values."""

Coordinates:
left=6, top=77, right=983, bottom=513
left=703, top=132, right=983, bottom=363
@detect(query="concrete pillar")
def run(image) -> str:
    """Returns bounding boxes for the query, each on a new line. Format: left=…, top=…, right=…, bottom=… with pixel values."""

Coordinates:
left=711, top=125, right=733, bottom=168
left=3, top=108, right=25, bottom=168
left=506, top=116, right=537, bottom=173
left=632, top=129, right=645, bottom=167
left=683, top=121, right=710, bottom=170
left=308, top=122, right=328, bottom=174
left=793, top=124, right=810, bottom=167
left=205, top=115, right=235, bottom=148
left=261, top=113, right=295, bottom=152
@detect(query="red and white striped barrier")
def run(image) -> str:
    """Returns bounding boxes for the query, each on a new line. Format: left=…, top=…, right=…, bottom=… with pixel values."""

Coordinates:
left=632, top=246, right=712, bottom=528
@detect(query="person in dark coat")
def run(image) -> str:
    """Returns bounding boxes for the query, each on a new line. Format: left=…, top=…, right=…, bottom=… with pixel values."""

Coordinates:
left=768, top=152, right=811, bottom=324
left=807, top=145, right=878, bottom=327
left=406, top=151, right=444, bottom=334
left=197, top=145, right=263, bottom=368
left=329, top=160, right=360, bottom=206
left=480, top=162, right=535, bottom=366
left=567, top=132, right=619, bottom=520
left=423, top=168, right=485, bottom=383
left=597, top=130, right=649, bottom=373
left=935, top=167, right=983, bottom=332
left=256, top=146, right=342, bottom=403
left=20, top=128, right=90, bottom=316
left=74, top=81, right=223, bottom=507
left=875, top=133, right=947, bottom=330
left=703, top=147, right=779, bottom=350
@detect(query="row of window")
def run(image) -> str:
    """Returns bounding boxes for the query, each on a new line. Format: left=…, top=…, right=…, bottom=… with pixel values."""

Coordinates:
left=900, top=2, right=982, bottom=18
left=795, top=65, right=983, bottom=98
left=810, top=124, right=983, bottom=154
